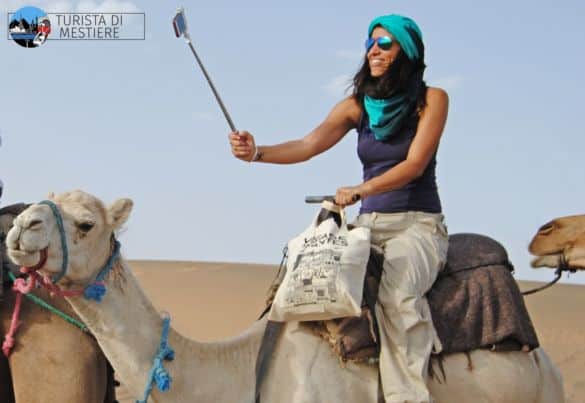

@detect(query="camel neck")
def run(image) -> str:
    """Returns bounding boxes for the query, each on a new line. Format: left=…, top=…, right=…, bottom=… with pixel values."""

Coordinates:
left=64, top=259, right=264, bottom=403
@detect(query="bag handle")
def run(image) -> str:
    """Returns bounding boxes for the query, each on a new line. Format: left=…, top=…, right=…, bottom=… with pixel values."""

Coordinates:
left=315, top=200, right=346, bottom=229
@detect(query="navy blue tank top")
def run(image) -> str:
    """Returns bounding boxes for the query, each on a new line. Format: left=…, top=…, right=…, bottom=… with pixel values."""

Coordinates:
left=357, top=113, right=441, bottom=214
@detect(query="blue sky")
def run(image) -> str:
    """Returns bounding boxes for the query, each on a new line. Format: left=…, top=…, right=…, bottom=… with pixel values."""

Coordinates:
left=1, top=0, right=584, bottom=285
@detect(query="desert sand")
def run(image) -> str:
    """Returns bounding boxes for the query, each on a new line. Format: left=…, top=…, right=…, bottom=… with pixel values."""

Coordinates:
left=114, top=260, right=584, bottom=403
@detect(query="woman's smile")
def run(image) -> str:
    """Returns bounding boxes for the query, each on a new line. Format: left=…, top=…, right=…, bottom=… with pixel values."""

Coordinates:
left=367, top=26, right=400, bottom=77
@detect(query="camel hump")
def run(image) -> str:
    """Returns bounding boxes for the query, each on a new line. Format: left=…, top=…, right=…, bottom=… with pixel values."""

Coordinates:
left=443, top=233, right=514, bottom=276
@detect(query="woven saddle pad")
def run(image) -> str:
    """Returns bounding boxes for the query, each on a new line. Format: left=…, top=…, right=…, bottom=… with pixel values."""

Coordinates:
left=304, top=232, right=539, bottom=362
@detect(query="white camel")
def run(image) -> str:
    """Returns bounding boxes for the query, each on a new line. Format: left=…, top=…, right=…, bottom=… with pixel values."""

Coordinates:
left=6, top=190, right=564, bottom=403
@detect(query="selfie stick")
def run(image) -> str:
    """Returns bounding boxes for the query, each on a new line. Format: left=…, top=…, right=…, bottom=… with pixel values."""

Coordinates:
left=173, top=8, right=236, bottom=132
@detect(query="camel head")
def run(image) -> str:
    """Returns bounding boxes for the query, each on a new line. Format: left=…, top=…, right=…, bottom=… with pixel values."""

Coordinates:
left=5, top=190, right=133, bottom=288
left=529, top=214, right=585, bottom=271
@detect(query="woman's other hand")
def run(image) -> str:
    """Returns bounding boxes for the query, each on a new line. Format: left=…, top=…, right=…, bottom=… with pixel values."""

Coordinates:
left=229, top=131, right=256, bottom=162
left=335, top=186, right=363, bottom=207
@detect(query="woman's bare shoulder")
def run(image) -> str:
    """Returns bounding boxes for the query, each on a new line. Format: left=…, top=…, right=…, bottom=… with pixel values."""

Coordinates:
left=425, top=87, right=449, bottom=105
left=335, top=95, right=362, bottom=127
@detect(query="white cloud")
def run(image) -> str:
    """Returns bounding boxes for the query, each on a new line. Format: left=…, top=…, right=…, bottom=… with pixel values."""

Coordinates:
left=322, top=74, right=352, bottom=97
left=428, top=75, right=464, bottom=92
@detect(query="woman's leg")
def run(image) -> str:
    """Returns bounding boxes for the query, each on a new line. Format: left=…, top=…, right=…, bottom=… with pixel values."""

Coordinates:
left=360, top=212, right=448, bottom=403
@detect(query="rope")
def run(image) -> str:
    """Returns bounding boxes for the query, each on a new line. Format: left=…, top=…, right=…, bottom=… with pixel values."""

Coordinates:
left=31, top=239, right=120, bottom=302
left=6, top=271, right=87, bottom=331
left=1, top=274, right=35, bottom=357
left=39, top=200, right=69, bottom=283
left=83, top=239, right=120, bottom=302
left=1, top=199, right=120, bottom=356
left=257, top=244, right=288, bottom=320
left=137, top=313, right=175, bottom=403
left=521, top=257, right=576, bottom=296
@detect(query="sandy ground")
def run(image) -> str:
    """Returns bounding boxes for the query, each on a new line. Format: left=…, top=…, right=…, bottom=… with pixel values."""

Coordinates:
left=114, top=260, right=584, bottom=403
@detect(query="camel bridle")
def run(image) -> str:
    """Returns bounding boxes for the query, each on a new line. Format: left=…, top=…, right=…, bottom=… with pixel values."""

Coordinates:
left=38, top=200, right=69, bottom=283
left=37, top=201, right=176, bottom=402
left=521, top=254, right=577, bottom=295
left=32, top=199, right=121, bottom=302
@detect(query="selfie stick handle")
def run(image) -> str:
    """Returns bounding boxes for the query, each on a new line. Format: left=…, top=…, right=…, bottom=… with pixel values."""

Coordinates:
left=182, top=35, right=236, bottom=132
left=305, top=194, right=361, bottom=204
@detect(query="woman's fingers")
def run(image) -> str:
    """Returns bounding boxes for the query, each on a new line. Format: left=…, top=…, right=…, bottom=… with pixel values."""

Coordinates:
left=229, top=134, right=248, bottom=146
left=228, top=131, right=256, bottom=161
left=335, top=186, right=360, bottom=207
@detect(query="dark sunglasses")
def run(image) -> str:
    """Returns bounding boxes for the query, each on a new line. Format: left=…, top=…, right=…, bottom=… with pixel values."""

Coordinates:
left=365, top=36, right=393, bottom=51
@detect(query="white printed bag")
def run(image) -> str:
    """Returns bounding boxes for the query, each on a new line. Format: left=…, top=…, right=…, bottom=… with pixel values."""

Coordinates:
left=269, top=201, right=371, bottom=322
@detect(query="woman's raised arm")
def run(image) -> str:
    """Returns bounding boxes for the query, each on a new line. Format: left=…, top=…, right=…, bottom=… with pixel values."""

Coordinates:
left=229, top=96, right=361, bottom=164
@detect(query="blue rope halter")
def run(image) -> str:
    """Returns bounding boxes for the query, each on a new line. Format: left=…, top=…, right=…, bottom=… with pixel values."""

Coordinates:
left=39, top=199, right=176, bottom=401
left=39, top=200, right=69, bottom=283
left=83, top=239, right=121, bottom=302
left=39, top=199, right=120, bottom=302
left=137, top=313, right=175, bottom=403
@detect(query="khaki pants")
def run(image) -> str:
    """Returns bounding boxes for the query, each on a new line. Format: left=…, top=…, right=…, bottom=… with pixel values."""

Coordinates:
left=355, top=211, right=448, bottom=403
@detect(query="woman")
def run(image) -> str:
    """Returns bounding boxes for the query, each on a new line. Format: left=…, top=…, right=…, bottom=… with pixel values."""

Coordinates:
left=229, top=14, right=448, bottom=403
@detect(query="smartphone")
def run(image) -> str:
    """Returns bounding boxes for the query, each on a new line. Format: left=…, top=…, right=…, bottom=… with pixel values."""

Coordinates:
left=172, top=9, right=188, bottom=38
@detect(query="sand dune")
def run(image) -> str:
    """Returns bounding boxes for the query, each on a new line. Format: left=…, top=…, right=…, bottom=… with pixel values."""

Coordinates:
left=114, top=260, right=584, bottom=402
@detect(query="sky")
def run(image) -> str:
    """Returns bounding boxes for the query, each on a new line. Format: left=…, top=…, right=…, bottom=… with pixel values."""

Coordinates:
left=1, top=0, right=584, bottom=286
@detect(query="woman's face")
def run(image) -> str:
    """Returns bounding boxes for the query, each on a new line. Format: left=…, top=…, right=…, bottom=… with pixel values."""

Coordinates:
left=367, top=26, right=401, bottom=78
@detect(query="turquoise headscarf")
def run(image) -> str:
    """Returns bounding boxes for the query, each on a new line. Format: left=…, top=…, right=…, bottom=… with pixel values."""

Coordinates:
left=364, top=14, right=425, bottom=141
left=368, top=15, right=423, bottom=61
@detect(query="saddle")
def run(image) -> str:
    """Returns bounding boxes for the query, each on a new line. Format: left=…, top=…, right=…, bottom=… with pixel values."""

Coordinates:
left=303, top=232, right=539, bottom=362
left=254, top=209, right=540, bottom=403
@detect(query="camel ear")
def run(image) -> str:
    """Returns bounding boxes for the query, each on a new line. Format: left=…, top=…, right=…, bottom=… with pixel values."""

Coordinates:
left=47, top=192, right=55, bottom=199
left=107, top=198, right=133, bottom=229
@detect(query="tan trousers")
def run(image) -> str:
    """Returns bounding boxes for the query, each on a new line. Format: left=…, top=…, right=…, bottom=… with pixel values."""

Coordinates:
left=355, top=211, right=448, bottom=403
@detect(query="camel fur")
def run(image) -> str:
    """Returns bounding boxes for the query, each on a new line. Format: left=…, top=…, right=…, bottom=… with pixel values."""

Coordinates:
left=530, top=214, right=585, bottom=270
left=6, top=190, right=565, bottom=403
left=0, top=207, right=114, bottom=403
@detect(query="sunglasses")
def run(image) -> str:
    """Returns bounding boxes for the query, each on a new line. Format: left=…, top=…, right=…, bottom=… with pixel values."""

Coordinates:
left=365, top=36, right=393, bottom=51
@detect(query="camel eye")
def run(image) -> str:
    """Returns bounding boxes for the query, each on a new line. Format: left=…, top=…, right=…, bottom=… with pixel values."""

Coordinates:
left=77, top=221, right=95, bottom=233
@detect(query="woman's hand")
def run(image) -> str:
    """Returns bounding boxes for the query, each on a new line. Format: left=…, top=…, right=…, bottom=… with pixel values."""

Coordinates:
left=335, top=185, right=363, bottom=207
left=229, top=131, right=256, bottom=162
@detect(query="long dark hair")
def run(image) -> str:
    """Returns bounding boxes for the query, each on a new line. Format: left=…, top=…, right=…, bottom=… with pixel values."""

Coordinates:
left=352, top=27, right=428, bottom=113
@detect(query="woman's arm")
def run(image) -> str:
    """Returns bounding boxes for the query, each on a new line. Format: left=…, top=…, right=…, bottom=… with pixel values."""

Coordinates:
left=336, top=87, right=449, bottom=206
left=229, top=96, right=361, bottom=164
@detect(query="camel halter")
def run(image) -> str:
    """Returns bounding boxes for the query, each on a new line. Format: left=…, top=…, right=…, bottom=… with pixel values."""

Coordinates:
left=34, top=200, right=176, bottom=402
left=37, top=199, right=121, bottom=302
left=2, top=200, right=121, bottom=356
left=521, top=254, right=577, bottom=296
left=39, top=200, right=69, bottom=283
